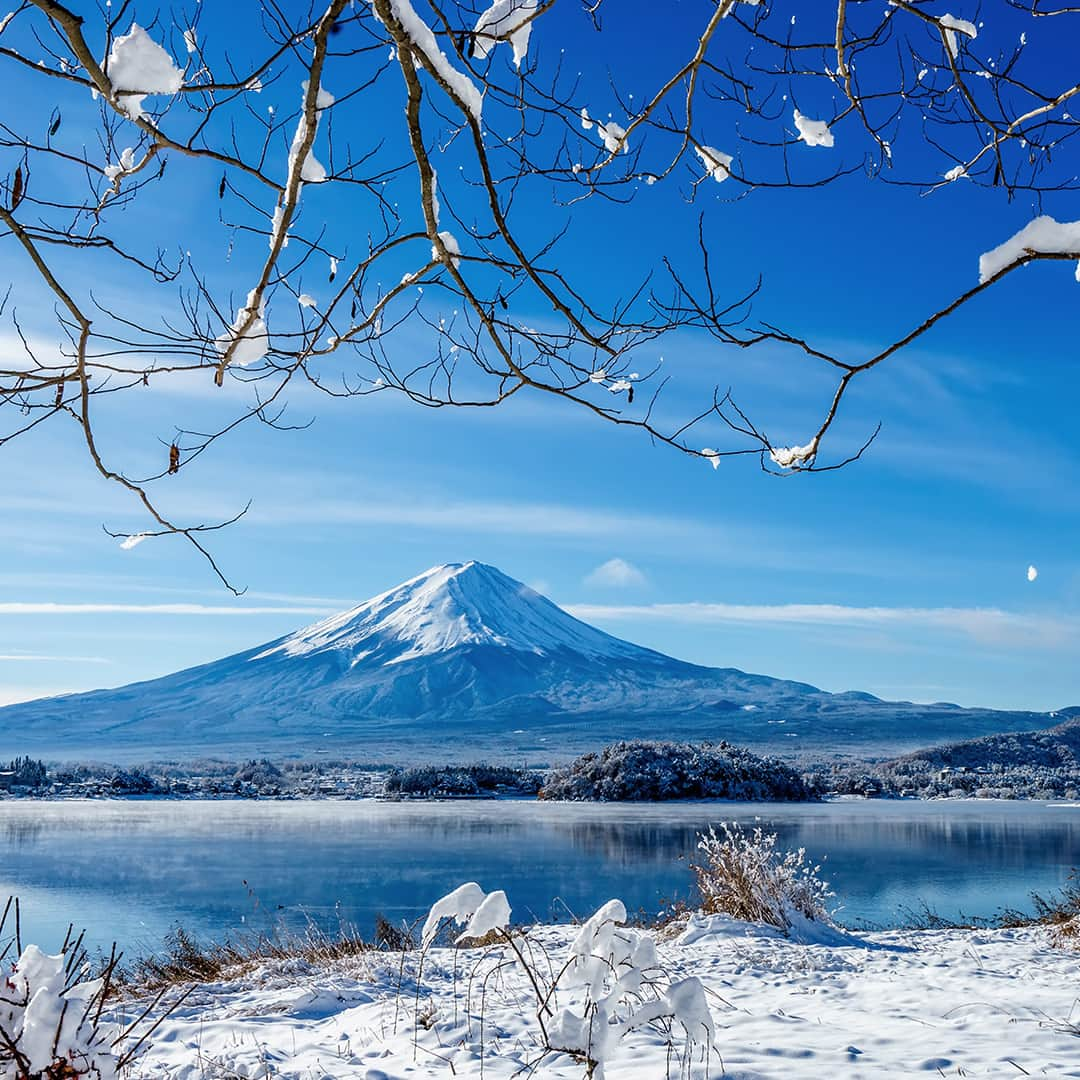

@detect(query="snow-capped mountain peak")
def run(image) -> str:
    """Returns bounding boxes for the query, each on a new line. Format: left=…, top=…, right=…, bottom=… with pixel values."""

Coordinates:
left=0, top=561, right=1057, bottom=761
left=254, top=561, right=650, bottom=666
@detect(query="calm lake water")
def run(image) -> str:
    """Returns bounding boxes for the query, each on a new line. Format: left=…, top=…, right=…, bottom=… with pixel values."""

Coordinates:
left=3, top=799, right=1079, bottom=956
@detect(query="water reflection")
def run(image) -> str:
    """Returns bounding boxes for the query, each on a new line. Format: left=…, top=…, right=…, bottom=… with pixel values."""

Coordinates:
left=1, top=800, right=1078, bottom=953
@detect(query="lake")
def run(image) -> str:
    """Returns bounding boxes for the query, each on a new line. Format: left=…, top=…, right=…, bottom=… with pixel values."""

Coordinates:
left=3, top=799, right=1079, bottom=957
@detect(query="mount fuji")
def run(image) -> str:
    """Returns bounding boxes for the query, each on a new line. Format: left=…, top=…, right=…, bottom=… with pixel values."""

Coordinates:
left=0, top=562, right=1059, bottom=761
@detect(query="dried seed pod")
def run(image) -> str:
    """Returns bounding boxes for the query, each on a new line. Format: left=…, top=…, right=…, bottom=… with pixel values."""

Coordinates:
left=11, top=164, right=24, bottom=210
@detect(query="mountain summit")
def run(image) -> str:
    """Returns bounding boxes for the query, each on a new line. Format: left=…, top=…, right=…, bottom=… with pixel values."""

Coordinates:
left=255, top=562, right=649, bottom=666
left=0, top=562, right=1056, bottom=760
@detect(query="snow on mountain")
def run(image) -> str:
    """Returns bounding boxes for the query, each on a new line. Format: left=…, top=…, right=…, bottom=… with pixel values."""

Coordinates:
left=0, top=562, right=1059, bottom=761
left=253, top=562, right=649, bottom=665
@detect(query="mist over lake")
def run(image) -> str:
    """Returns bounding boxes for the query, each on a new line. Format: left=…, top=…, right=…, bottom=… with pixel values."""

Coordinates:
left=5, top=798, right=1078, bottom=956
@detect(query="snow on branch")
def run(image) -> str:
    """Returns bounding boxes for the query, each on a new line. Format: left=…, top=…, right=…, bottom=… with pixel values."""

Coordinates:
left=978, top=216, right=1080, bottom=282
left=103, top=23, right=184, bottom=119
left=2, top=0, right=1080, bottom=585
left=473, top=0, right=540, bottom=68
left=373, top=0, right=483, bottom=120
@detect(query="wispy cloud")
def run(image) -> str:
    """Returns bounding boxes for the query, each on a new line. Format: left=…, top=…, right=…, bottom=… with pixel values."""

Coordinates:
left=0, top=602, right=334, bottom=617
left=584, top=558, right=647, bottom=588
left=566, top=601, right=1080, bottom=649
left=245, top=495, right=700, bottom=542
left=0, top=685, right=75, bottom=707
left=0, top=653, right=112, bottom=663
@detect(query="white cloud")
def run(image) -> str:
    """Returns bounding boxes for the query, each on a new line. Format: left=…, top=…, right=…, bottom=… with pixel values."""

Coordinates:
left=0, top=602, right=333, bottom=617
left=0, top=653, right=111, bottom=663
left=584, top=558, right=647, bottom=588
left=566, top=601, right=1080, bottom=649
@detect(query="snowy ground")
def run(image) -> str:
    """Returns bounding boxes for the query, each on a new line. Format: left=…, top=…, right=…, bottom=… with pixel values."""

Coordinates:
left=122, top=916, right=1080, bottom=1079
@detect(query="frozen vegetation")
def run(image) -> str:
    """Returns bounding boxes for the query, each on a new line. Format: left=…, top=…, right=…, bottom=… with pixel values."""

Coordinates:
left=816, top=713, right=1080, bottom=800
left=539, top=740, right=814, bottom=802
left=385, top=763, right=543, bottom=797
left=5, top=715, right=1080, bottom=802
left=0, top=757, right=392, bottom=799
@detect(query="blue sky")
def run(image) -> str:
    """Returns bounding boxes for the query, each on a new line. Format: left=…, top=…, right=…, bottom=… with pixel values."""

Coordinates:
left=0, top=1, right=1077, bottom=715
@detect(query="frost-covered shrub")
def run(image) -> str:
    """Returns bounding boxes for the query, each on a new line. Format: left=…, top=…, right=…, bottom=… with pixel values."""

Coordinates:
left=386, top=763, right=542, bottom=797
left=0, top=945, right=115, bottom=1079
left=419, top=884, right=716, bottom=1078
left=546, top=898, right=714, bottom=1078
left=692, top=823, right=832, bottom=932
left=540, top=740, right=813, bottom=802
left=232, top=759, right=284, bottom=790
left=1, top=759, right=47, bottom=790
left=106, top=768, right=161, bottom=795
left=818, top=716, right=1080, bottom=800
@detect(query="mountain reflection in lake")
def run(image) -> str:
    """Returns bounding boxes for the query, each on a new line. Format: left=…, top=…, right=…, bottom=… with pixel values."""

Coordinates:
left=2, top=799, right=1078, bottom=954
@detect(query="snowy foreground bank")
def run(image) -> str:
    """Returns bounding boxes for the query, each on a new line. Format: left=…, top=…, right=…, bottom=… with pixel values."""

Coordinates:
left=121, top=917, right=1080, bottom=1079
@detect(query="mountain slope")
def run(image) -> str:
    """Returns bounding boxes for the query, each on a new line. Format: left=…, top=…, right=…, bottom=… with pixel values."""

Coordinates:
left=888, top=714, right=1080, bottom=772
left=0, top=562, right=1061, bottom=761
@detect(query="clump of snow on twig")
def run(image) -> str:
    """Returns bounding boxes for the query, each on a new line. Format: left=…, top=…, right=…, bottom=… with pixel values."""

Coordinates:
left=769, top=437, right=818, bottom=468
left=103, top=146, right=136, bottom=181
left=581, top=108, right=629, bottom=154
left=270, top=81, right=334, bottom=250
left=182, top=27, right=197, bottom=54
left=701, top=447, right=721, bottom=469
left=289, top=80, right=335, bottom=185
left=215, top=289, right=269, bottom=367
left=119, top=533, right=150, bottom=550
left=374, top=0, right=483, bottom=120
left=940, top=13, right=977, bottom=58
left=793, top=109, right=834, bottom=148
left=431, top=230, right=461, bottom=268
left=1027, top=564, right=1038, bottom=582
left=421, top=882, right=511, bottom=946
left=473, top=0, right=539, bottom=68
left=419, top=885, right=717, bottom=1077
left=102, top=23, right=184, bottom=120
left=978, top=216, right=1080, bottom=283
left=549, top=897, right=716, bottom=1073
left=695, top=144, right=734, bottom=183
left=1, top=945, right=117, bottom=1078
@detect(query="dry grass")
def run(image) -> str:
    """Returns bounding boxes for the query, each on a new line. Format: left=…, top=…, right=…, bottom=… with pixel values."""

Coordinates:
left=691, top=823, right=832, bottom=932
left=117, top=913, right=414, bottom=993
left=1025, top=873, right=1080, bottom=949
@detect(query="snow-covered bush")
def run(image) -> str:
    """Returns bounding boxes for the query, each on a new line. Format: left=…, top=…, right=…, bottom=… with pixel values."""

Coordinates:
left=545, top=898, right=714, bottom=1078
left=540, top=739, right=814, bottom=802
left=385, top=763, right=542, bottom=798
left=692, top=823, right=833, bottom=933
left=0, top=945, right=115, bottom=1079
left=419, top=883, right=716, bottom=1078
